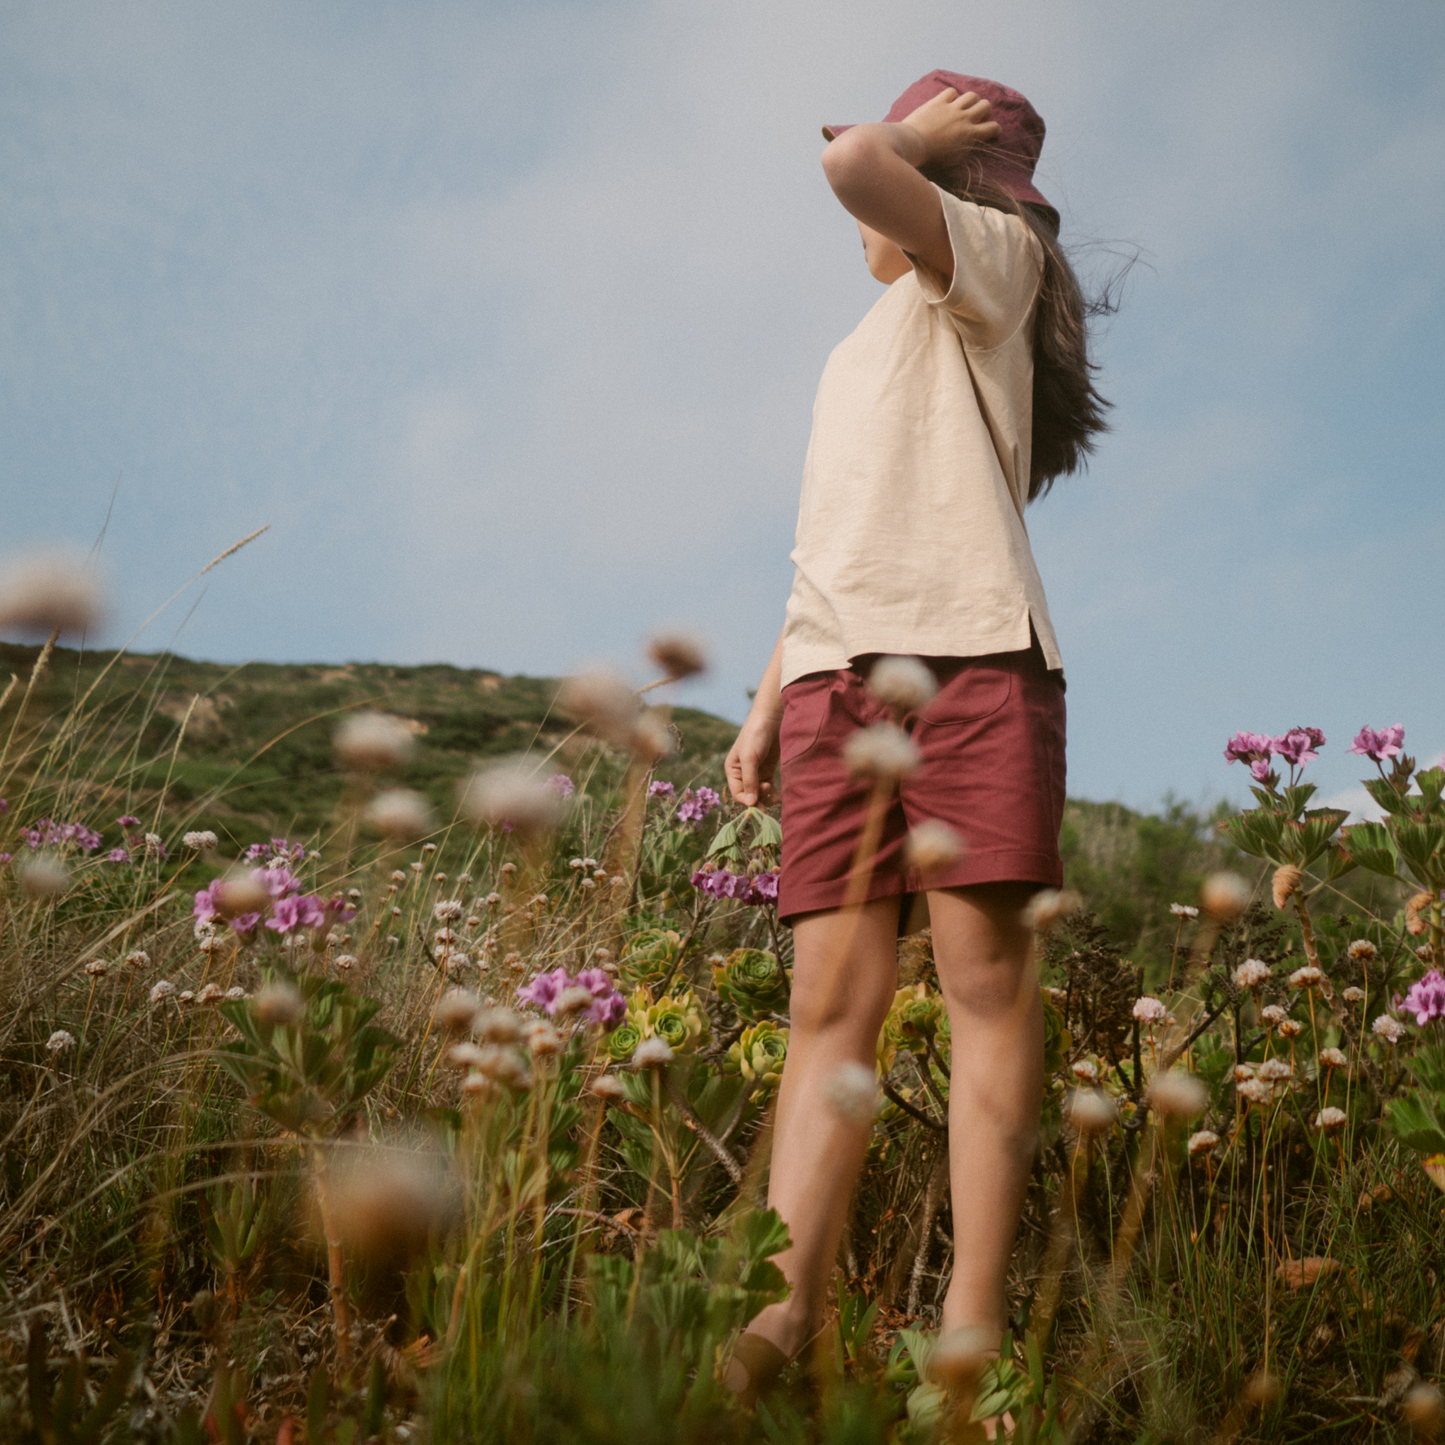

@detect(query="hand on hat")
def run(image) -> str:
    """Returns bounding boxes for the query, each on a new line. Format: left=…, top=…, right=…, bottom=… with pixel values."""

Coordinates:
left=897, top=87, right=1001, bottom=169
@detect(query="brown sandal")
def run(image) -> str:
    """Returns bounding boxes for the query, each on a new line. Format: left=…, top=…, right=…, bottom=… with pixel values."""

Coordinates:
left=723, top=1331, right=790, bottom=1409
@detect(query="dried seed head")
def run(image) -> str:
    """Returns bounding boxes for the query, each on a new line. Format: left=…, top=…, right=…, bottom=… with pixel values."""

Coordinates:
left=1234, top=958, right=1272, bottom=989
left=1314, top=1106, right=1347, bottom=1132
left=1023, top=888, right=1083, bottom=931
left=589, top=1074, right=627, bottom=1102
left=557, top=669, right=640, bottom=748
left=524, top=1020, right=563, bottom=1056
left=84, top=958, right=108, bottom=977
left=253, top=981, right=304, bottom=1026
left=1067, top=1088, right=1118, bottom=1133
left=1241, top=1371, right=1280, bottom=1407
left=214, top=872, right=273, bottom=919
left=1256, top=1057, right=1293, bottom=1083
left=867, top=655, right=937, bottom=714
left=46, top=1030, right=76, bottom=1054
left=633, top=1036, right=674, bottom=1068
left=904, top=820, right=966, bottom=875
left=1202, top=871, right=1250, bottom=920
left=149, top=980, right=176, bottom=1003
left=1347, top=938, right=1378, bottom=962
left=1407, top=891, right=1435, bottom=936
left=183, top=830, right=219, bottom=851
left=1271, top=864, right=1303, bottom=910
left=1260, top=1004, right=1288, bottom=1028
left=1170, top=903, right=1200, bottom=918
left=364, top=789, right=436, bottom=840
left=1070, top=1060, right=1100, bottom=1084
left=195, top=982, right=224, bottom=1004
left=1233, top=1064, right=1256, bottom=1082
left=843, top=722, right=920, bottom=781
left=433, top=990, right=480, bottom=1034
left=0, top=550, right=104, bottom=636
left=335, top=711, right=418, bottom=770
left=473, top=1007, right=523, bottom=1045
left=1373, top=1014, right=1406, bottom=1043
left=1237, top=1078, right=1273, bottom=1105
left=1276, top=1018, right=1303, bottom=1039
left=19, top=855, right=70, bottom=900
left=824, top=1061, right=879, bottom=1124
left=553, top=986, right=595, bottom=1018
left=447, top=1042, right=485, bottom=1068
left=474, top=1044, right=531, bottom=1089
left=1149, top=1070, right=1208, bottom=1120
left=1187, top=1129, right=1220, bottom=1157
left=125, top=950, right=150, bottom=968
left=646, top=631, right=708, bottom=680
left=1132, top=996, right=1168, bottom=1025
left=459, top=761, right=565, bottom=837
left=1342, top=986, right=1366, bottom=1003
left=433, top=899, right=465, bottom=923
left=1289, top=965, right=1323, bottom=990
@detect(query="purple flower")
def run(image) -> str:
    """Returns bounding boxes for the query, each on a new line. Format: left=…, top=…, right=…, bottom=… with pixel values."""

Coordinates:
left=325, top=894, right=357, bottom=923
left=1270, top=727, right=1325, bottom=768
left=243, top=843, right=271, bottom=862
left=230, top=912, right=262, bottom=936
left=676, top=786, right=723, bottom=824
left=265, top=895, right=305, bottom=934
left=0, top=799, right=8, bottom=814
left=254, top=866, right=301, bottom=899
left=116, top=815, right=141, bottom=829
left=106, top=847, right=130, bottom=864
left=194, top=879, right=225, bottom=922
left=574, top=967, right=614, bottom=996
left=690, top=866, right=779, bottom=906
left=589, top=990, right=628, bottom=1029
left=22, top=819, right=103, bottom=852
left=1249, top=759, right=1271, bottom=782
left=1348, top=724, right=1405, bottom=763
left=648, top=780, right=676, bottom=799
left=546, top=773, right=575, bottom=798
left=0, top=852, right=10, bottom=864
left=1403, top=970, right=1445, bottom=1027
left=751, top=870, right=780, bottom=902
left=1224, top=732, right=1273, bottom=769
left=517, top=966, right=570, bottom=1013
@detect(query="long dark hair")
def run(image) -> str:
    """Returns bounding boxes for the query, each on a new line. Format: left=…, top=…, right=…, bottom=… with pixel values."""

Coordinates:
left=922, top=164, right=1113, bottom=502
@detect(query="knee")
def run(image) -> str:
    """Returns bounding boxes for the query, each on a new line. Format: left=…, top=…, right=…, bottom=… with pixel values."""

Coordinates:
left=787, top=976, right=892, bottom=1040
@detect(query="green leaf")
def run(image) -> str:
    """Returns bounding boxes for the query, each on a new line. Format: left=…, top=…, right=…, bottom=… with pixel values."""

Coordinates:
left=1341, top=822, right=1398, bottom=877
left=1418, top=766, right=1445, bottom=809
left=1394, top=819, right=1445, bottom=885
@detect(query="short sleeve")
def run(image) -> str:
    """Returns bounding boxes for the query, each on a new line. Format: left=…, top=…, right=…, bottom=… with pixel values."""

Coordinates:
left=909, top=186, right=1043, bottom=351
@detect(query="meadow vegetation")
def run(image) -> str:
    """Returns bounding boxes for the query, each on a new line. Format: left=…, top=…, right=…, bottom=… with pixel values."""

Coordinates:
left=4, top=586, right=1445, bottom=1444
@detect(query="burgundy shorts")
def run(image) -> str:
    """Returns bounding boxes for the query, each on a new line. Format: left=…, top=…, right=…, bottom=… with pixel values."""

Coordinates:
left=777, top=643, right=1067, bottom=922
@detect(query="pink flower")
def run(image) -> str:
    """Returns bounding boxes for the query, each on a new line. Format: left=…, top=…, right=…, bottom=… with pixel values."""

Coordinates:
left=230, top=912, right=262, bottom=936
left=107, top=847, right=130, bottom=864
left=264, top=895, right=310, bottom=934
left=546, top=773, right=575, bottom=798
left=517, top=966, right=570, bottom=1012
left=1402, top=970, right=1445, bottom=1027
left=253, top=866, right=301, bottom=899
left=325, top=894, right=357, bottom=922
left=648, top=780, right=675, bottom=799
left=1224, top=732, right=1274, bottom=769
left=1270, top=727, right=1325, bottom=767
left=1348, top=724, right=1405, bottom=763
left=676, top=787, right=722, bottom=824
left=116, top=815, right=141, bottom=829
left=194, top=879, right=225, bottom=922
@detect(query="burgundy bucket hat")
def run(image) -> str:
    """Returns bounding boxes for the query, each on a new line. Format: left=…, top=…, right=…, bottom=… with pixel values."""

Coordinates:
left=824, top=69, right=1056, bottom=221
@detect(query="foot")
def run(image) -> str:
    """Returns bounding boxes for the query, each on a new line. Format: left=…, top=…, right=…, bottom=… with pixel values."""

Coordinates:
left=722, top=1331, right=790, bottom=1409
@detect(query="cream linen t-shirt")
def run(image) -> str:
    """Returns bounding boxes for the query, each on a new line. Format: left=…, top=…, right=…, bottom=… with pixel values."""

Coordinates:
left=779, top=187, right=1063, bottom=689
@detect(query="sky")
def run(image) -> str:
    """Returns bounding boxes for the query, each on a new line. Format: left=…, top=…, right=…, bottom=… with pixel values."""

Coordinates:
left=1, top=1, right=1443, bottom=815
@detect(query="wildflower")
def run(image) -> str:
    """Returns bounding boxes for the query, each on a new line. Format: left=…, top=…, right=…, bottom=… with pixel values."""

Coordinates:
left=46, top=1030, right=76, bottom=1053
left=126, top=950, right=149, bottom=968
left=1347, top=724, right=1405, bottom=763
left=648, top=780, right=675, bottom=799
left=448, top=1042, right=485, bottom=1069
left=647, top=631, right=708, bottom=679
left=1270, top=727, right=1325, bottom=767
left=1170, top=903, right=1199, bottom=919
left=195, top=983, right=224, bottom=1004
left=1238, top=1078, right=1272, bottom=1106
left=1256, top=1058, right=1292, bottom=1083
left=224, top=986, right=246, bottom=1000
left=546, top=773, right=575, bottom=798
left=525, top=1020, right=563, bottom=1056
left=1402, top=970, right=1445, bottom=1026
left=1276, top=1019, right=1303, bottom=1039
left=84, top=958, right=109, bottom=978
left=633, top=1036, right=674, bottom=1068
left=1149, top=1070, right=1208, bottom=1119
left=252, top=982, right=303, bottom=1026
left=0, top=550, right=103, bottom=635
left=333, top=953, right=359, bottom=972
left=117, top=815, right=141, bottom=829
left=1289, top=965, right=1324, bottom=989
left=1224, top=731, right=1273, bottom=769
left=1188, top=1130, right=1220, bottom=1157
left=1234, top=1064, right=1256, bottom=1082
left=229, top=912, right=262, bottom=936
left=1319, top=1047, right=1348, bottom=1069
left=1271, top=864, right=1303, bottom=910
left=676, top=786, right=723, bottom=824
left=364, top=789, right=436, bottom=840
left=0, top=853, right=11, bottom=865
left=1343, top=986, right=1366, bottom=1003
left=1314, top=1106, right=1347, bottom=1132
left=1373, top=1014, right=1406, bottom=1043
left=474, top=1007, right=524, bottom=1045
left=1023, top=888, right=1082, bottom=931
left=19, top=856, right=70, bottom=899
left=1202, top=872, right=1250, bottom=921
left=1067, top=1089, right=1118, bottom=1133
left=265, top=895, right=327, bottom=935
left=517, top=967, right=568, bottom=1013
left=1132, top=996, right=1168, bottom=1025
left=334, top=711, right=417, bottom=769
left=500, top=862, right=518, bottom=879
left=904, top=820, right=966, bottom=874
left=432, top=900, right=465, bottom=927
left=558, top=669, right=640, bottom=748
left=434, top=991, right=480, bottom=1033
left=1347, top=939, right=1378, bottom=962
left=1260, top=1004, right=1288, bottom=1028
left=459, top=761, right=566, bottom=837
left=1422, top=943, right=1440, bottom=963
left=843, top=723, right=920, bottom=781
left=183, top=831, right=218, bottom=851
left=824, top=1061, right=879, bottom=1123
left=589, top=1074, right=627, bottom=1102
left=867, top=655, right=937, bottom=713
left=149, top=980, right=176, bottom=1003
left=1070, top=1060, right=1101, bottom=1084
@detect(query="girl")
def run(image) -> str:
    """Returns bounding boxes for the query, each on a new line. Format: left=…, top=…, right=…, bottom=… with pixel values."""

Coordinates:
left=723, top=71, right=1108, bottom=1407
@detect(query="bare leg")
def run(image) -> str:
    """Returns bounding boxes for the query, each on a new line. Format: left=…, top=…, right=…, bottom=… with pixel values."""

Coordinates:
left=743, top=896, right=901, bottom=1359
left=927, top=883, right=1043, bottom=1336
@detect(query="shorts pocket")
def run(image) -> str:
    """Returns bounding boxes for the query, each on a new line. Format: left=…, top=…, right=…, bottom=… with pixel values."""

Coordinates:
left=915, top=663, right=1014, bottom=728
left=779, top=677, right=832, bottom=766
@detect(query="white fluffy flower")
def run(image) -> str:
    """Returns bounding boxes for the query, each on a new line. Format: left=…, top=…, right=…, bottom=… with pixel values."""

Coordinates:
left=126, top=949, right=151, bottom=968
left=1234, top=959, right=1272, bottom=989
left=1188, top=1129, right=1220, bottom=1156
left=195, top=982, right=224, bottom=1004
left=866, top=655, right=937, bottom=713
left=83, top=959, right=108, bottom=977
left=1347, top=939, right=1378, bottom=962
left=1023, top=889, right=1083, bottom=931
left=1372, top=1015, right=1406, bottom=1044
left=589, top=1074, right=627, bottom=1102
left=252, top=981, right=303, bottom=1026
left=633, top=1036, right=674, bottom=1069
left=1149, top=1070, right=1209, bottom=1120
left=0, top=549, right=103, bottom=635
left=1170, top=903, right=1200, bottom=919
left=433, top=899, right=465, bottom=923
left=1256, top=1057, right=1293, bottom=1083
left=1237, top=1078, right=1273, bottom=1105
left=842, top=723, right=920, bottom=781
left=46, top=1030, right=76, bottom=1053
left=19, top=856, right=70, bottom=900
left=1201, top=871, right=1251, bottom=920
left=334, top=711, right=418, bottom=769
left=1343, top=986, right=1366, bottom=1003
left=1289, top=965, right=1324, bottom=989
left=1314, top=1106, right=1347, bottom=1131
left=1132, top=996, right=1168, bottom=1025
left=825, top=1061, right=880, bottom=1124
left=364, top=789, right=436, bottom=840
left=1070, top=1060, right=1101, bottom=1085
left=474, top=1007, right=523, bottom=1045
left=1067, top=1089, right=1119, bottom=1133
left=459, top=761, right=566, bottom=836
left=149, top=980, right=176, bottom=1003
left=183, top=831, right=218, bottom=851
left=1260, top=1004, right=1288, bottom=1028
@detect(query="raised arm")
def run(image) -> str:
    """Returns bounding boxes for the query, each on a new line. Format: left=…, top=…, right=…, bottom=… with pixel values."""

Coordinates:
left=820, top=87, right=1001, bottom=284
